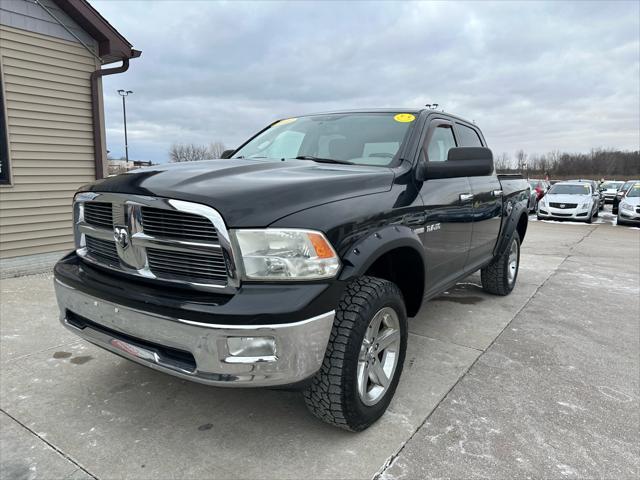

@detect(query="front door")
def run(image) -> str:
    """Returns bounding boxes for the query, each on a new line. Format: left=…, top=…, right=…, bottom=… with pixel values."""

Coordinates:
left=418, top=119, right=473, bottom=295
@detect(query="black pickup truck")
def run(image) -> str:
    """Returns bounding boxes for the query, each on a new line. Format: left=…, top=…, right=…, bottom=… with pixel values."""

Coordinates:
left=54, top=109, right=529, bottom=431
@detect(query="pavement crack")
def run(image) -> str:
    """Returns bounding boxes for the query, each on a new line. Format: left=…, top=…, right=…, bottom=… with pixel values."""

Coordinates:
left=0, top=409, right=98, bottom=480
left=4, top=340, right=80, bottom=364
left=407, top=332, right=484, bottom=353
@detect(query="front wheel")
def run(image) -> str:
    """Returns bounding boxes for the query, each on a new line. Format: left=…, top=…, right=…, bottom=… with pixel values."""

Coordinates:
left=481, top=232, right=520, bottom=296
left=304, top=276, right=407, bottom=431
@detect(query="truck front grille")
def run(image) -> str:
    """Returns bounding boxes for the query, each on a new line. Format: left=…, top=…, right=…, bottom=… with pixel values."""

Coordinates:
left=85, top=236, right=119, bottom=265
left=84, top=202, right=114, bottom=229
left=74, top=193, right=237, bottom=291
left=147, top=248, right=227, bottom=282
left=141, top=207, right=218, bottom=242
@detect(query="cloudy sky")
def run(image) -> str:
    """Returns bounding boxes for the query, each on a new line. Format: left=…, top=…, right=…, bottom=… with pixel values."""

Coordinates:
left=92, top=0, right=640, bottom=163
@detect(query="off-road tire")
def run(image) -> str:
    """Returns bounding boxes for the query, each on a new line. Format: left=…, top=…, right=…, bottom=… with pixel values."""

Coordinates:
left=481, top=232, right=520, bottom=296
left=303, top=276, right=407, bottom=431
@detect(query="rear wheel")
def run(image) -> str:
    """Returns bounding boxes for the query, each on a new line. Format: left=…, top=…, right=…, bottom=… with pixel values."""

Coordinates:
left=481, top=232, right=520, bottom=296
left=304, top=276, right=407, bottom=431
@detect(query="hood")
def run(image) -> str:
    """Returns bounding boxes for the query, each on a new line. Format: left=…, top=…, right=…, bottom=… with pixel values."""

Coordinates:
left=82, top=159, right=394, bottom=226
left=545, top=193, right=592, bottom=204
left=621, top=196, right=640, bottom=206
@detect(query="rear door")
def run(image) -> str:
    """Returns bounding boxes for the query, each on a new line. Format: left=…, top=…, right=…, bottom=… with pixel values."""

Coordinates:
left=456, top=122, right=503, bottom=271
left=418, top=118, right=473, bottom=294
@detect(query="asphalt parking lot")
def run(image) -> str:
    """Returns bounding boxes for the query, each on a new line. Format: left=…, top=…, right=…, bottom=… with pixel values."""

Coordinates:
left=1, top=211, right=638, bottom=480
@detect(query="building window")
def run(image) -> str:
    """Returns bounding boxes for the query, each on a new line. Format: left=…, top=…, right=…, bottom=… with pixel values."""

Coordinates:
left=0, top=63, right=11, bottom=185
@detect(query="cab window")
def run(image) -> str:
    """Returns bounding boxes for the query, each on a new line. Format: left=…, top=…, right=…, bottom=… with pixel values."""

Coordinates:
left=427, top=125, right=457, bottom=162
left=456, top=123, right=483, bottom=147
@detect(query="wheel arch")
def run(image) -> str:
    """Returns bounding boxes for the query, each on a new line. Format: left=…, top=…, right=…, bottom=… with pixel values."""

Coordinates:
left=339, top=225, right=426, bottom=317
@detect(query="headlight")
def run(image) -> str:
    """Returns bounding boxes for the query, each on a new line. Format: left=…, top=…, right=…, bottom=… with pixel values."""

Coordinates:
left=620, top=202, right=633, bottom=211
left=581, top=201, right=591, bottom=209
left=232, top=229, right=340, bottom=280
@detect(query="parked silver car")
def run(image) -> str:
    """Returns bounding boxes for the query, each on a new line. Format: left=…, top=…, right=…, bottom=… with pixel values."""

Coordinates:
left=537, top=181, right=599, bottom=223
left=617, top=182, right=640, bottom=226
left=600, top=180, right=624, bottom=203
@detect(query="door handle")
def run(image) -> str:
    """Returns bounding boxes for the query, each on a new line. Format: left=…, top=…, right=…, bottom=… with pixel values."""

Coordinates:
left=492, top=189, right=503, bottom=197
left=460, top=193, right=474, bottom=202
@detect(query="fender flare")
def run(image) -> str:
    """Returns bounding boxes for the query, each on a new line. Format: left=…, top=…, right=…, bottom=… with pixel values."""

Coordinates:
left=339, top=225, right=427, bottom=281
left=494, top=199, right=528, bottom=258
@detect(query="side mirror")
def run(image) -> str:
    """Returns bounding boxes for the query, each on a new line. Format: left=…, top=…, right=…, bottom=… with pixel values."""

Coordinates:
left=221, top=149, right=235, bottom=159
left=419, top=147, right=494, bottom=180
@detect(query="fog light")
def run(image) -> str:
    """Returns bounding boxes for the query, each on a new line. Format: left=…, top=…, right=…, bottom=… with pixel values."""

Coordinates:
left=227, top=337, right=276, bottom=357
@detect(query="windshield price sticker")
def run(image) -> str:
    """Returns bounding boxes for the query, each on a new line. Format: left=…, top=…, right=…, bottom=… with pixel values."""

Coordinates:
left=393, top=113, right=415, bottom=123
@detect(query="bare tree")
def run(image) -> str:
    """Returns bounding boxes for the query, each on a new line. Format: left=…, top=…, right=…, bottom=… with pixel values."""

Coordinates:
left=208, top=141, right=226, bottom=159
left=169, top=141, right=227, bottom=162
left=494, top=152, right=512, bottom=172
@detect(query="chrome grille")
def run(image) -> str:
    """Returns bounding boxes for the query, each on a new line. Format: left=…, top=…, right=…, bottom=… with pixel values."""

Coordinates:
left=141, top=207, right=218, bottom=242
left=84, top=202, right=113, bottom=229
left=147, top=248, right=227, bottom=282
left=549, top=203, right=577, bottom=209
left=74, top=193, right=237, bottom=292
left=85, top=237, right=119, bottom=265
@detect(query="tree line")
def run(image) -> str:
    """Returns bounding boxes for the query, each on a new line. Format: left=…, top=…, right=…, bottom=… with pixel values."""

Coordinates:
left=494, top=148, right=639, bottom=179
left=169, top=141, right=226, bottom=162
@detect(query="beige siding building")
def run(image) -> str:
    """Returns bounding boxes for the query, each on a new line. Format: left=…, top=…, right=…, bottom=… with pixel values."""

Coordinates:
left=0, top=0, right=139, bottom=276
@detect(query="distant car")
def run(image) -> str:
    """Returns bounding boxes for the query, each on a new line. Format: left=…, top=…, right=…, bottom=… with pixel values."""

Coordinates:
left=613, top=180, right=640, bottom=214
left=527, top=179, right=550, bottom=212
left=600, top=181, right=624, bottom=203
left=567, top=179, right=604, bottom=209
left=537, top=181, right=599, bottom=223
left=617, top=182, right=640, bottom=226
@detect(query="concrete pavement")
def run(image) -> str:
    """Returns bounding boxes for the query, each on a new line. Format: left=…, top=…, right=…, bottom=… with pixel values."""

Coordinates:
left=1, top=216, right=638, bottom=479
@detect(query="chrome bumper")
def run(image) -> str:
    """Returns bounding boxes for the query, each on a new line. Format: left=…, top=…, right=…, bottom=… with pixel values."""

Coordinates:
left=54, top=279, right=334, bottom=387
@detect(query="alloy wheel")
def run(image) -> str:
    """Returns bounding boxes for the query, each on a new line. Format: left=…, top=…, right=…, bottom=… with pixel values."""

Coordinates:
left=357, top=307, right=401, bottom=406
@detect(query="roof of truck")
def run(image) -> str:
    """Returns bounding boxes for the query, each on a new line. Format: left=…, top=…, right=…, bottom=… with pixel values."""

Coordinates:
left=296, top=108, right=476, bottom=125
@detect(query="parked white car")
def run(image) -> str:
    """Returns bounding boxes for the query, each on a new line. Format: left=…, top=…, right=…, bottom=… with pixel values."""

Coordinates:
left=617, top=182, right=640, bottom=226
left=600, top=181, right=624, bottom=203
left=537, top=182, right=599, bottom=223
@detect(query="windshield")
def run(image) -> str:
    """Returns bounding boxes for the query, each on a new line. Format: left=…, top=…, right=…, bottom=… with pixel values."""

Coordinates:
left=626, top=184, right=640, bottom=198
left=232, top=112, right=416, bottom=166
left=548, top=184, right=592, bottom=195
left=601, top=181, right=623, bottom=189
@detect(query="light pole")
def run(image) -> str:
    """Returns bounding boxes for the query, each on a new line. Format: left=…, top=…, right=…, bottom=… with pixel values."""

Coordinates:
left=117, top=89, right=133, bottom=163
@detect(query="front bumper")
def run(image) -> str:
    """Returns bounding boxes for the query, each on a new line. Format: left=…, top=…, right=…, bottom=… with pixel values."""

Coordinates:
left=618, top=208, right=640, bottom=224
left=54, top=279, right=334, bottom=387
left=537, top=206, right=591, bottom=220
